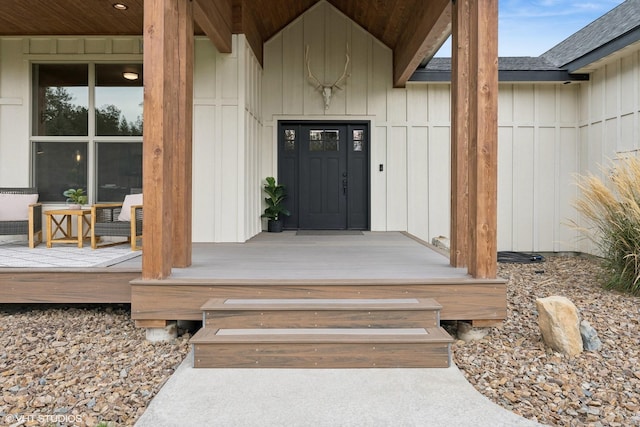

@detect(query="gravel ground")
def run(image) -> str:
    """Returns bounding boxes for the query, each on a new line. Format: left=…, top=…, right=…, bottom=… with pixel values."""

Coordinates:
left=453, top=256, right=640, bottom=427
left=0, top=256, right=638, bottom=427
left=0, top=305, right=191, bottom=427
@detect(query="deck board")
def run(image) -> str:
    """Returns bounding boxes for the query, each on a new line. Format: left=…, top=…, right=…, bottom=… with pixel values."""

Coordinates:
left=171, top=231, right=470, bottom=280
left=1, top=232, right=506, bottom=323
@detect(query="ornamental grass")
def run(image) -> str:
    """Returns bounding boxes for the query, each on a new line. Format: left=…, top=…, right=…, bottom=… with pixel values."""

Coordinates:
left=573, top=157, right=640, bottom=295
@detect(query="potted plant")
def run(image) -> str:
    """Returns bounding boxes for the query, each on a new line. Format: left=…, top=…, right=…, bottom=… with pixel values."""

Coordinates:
left=63, top=188, right=88, bottom=209
left=261, top=177, right=290, bottom=232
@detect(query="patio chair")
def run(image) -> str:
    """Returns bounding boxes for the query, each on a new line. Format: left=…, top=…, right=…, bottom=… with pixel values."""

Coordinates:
left=0, top=187, right=42, bottom=248
left=91, top=193, right=143, bottom=251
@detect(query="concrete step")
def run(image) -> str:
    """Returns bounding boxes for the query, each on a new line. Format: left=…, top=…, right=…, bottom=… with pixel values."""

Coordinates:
left=201, top=297, right=443, bottom=329
left=191, top=326, right=453, bottom=368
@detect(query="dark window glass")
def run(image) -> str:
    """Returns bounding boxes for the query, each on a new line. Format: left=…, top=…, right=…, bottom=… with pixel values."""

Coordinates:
left=309, top=129, right=339, bottom=151
left=284, top=129, right=296, bottom=151
left=34, top=142, right=87, bottom=202
left=97, top=142, right=143, bottom=202
left=32, top=64, right=88, bottom=136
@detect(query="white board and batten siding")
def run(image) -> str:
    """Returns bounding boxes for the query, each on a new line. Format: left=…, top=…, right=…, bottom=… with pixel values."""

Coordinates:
left=0, top=34, right=263, bottom=244
left=497, top=83, right=581, bottom=253
left=261, top=1, right=453, bottom=243
left=576, top=44, right=640, bottom=253
left=3, top=12, right=639, bottom=255
left=193, top=35, right=263, bottom=242
left=261, top=1, right=585, bottom=252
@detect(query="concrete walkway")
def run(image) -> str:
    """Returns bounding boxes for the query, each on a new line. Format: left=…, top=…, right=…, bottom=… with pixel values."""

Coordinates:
left=135, top=352, right=545, bottom=427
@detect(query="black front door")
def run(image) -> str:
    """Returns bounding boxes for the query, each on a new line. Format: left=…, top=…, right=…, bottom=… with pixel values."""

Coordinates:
left=278, top=121, right=369, bottom=230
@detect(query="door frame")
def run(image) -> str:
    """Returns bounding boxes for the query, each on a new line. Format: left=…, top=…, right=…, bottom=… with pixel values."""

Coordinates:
left=277, top=120, right=371, bottom=230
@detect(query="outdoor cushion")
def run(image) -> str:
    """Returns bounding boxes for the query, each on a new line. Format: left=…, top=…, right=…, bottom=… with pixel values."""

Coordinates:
left=117, top=193, right=143, bottom=222
left=0, top=193, right=38, bottom=221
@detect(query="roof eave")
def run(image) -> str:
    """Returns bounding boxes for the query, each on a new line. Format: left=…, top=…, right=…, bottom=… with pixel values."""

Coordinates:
left=409, top=69, right=590, bottom=83
left=563, top=27, right=640, bottom=73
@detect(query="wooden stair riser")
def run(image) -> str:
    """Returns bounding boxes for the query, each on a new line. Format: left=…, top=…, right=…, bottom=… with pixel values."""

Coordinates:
left=193, top=342, right=451, bottom=368
left=204, top=310, right=439, bottom=329
left=191, top=298, right=454, bottom=369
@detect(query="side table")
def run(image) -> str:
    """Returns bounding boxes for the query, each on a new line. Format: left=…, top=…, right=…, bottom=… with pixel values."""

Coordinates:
left=45, top=208, right=92, bottom=248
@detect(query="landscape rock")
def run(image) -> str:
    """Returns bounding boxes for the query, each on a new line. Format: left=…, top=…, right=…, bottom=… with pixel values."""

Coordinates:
left=536, top=295, right=583, bottom=356
left=0, top=305, right=190, bottom=426
left=456, top=321, right=490, bottom=342
left=454, top=256, right=640, bottom=426
left=580, top=320, right=603, bottom=351
left=1, top=257, right=639, bottom=427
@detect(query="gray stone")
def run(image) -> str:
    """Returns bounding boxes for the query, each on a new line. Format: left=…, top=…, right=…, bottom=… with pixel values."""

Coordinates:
left=431, top=235, right=450, bottom=251
left=580, top=320, right=602, bottom=351
left=457, top=321, right=490, bottom=342
left=145, top=322, right=178, bottom=343
left=536, top=296, right=583, bottom=356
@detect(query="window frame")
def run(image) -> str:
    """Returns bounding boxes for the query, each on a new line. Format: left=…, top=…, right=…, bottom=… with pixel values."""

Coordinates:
left=30, top=61, right=143, bottom=204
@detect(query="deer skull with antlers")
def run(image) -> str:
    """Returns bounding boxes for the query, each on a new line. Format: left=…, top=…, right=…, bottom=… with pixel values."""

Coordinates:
left=305, top=45, right=350, bottom=110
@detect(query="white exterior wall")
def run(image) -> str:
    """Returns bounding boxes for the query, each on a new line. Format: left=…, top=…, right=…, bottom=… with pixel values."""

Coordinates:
left=0, top=35, right=261, bottom=244
left=497, top=83, right=581, bottom=253
left=261, top=1, right=583, bottom=251
left=262, top=1, right=453, bottom=240
left=576, top=45, right=640, bottom=253
left=3, top=17, right=638, bottom=252
left=193, top=35, right=263, bottom=242
left=0, top=37, right=143, bottom=195
left=0, top=38, right=31, bottom=185
left=0, top=38, right=139, bottom=186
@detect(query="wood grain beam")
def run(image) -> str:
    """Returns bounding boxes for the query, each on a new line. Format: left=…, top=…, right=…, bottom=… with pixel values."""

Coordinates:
left=450, top=0, right=471, bottom=268
left=194, top=0, right=233, bottom=53
left=393, top=0, right=451, bottom=88
left=142, top=0, right=178, bottom=279
left=467, top=0, right=498, bottom=279
left=173, top=0, right=194, bottom=268
left=232, top=0, right=263, bottom=64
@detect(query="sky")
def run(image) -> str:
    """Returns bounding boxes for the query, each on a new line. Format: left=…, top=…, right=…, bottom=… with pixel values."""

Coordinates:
left=435, top=0, right=626, bottom=57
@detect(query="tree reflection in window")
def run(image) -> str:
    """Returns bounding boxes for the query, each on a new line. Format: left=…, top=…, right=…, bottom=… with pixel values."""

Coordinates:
left=95, top=64, right=143, bottom=136
left=284, top=129, right=296, bottom=151
left=33, top=64, right=88, bottom=136
left=309, top=130, right=339, bottom=151
left=353, top=129, right=364, bottom=151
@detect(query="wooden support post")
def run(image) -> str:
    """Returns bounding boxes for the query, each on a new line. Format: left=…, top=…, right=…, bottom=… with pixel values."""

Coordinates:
left=142, top=0, right=179, bottom=279
left=467, top=0, right=498, bottom=279
left=450, top=0, right=471, bottom=268
left=173, top=0, right=194, bottom=268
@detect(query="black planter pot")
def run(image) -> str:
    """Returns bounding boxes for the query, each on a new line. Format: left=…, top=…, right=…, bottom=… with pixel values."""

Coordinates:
left=267, top=219, right=283, bottom=232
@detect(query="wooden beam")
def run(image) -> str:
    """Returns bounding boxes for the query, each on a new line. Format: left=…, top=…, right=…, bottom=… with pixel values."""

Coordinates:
left=173, top=0, right=194, bottom=268
left=393, top=0, right=451, bottom=88
left=232, top=0, right=263, bottom=64
left=467, top=0, right=498, bottom=279
left=142, top=0, right=178, bottom=279
left=450, top=0, right=471, bottom=268
left=193, top=0, right=233, bottom=53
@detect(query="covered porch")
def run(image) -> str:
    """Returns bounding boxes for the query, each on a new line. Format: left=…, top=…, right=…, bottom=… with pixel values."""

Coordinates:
left=0, top=232, right=506, bottom=325
left=0, top=0, right=502, bottom=341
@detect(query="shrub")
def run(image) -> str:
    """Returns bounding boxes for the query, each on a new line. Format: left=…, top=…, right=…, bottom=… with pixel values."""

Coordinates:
left=573, top=157, right=640, bottom=295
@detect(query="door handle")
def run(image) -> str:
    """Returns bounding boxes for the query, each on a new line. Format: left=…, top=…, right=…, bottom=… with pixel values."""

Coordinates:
left=342, top=178, right=348, bottom=195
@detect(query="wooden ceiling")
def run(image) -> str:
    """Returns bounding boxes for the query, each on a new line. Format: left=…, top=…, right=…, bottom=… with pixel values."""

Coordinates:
left=0, top=1, right=145, bottom=36
left=0, top=0, right=451, bottom=86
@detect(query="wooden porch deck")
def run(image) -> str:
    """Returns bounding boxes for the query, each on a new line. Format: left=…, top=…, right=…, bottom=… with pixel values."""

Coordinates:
left=0, top=232, right=507, bottom=325
left=131, top=232, right=507, bottom=325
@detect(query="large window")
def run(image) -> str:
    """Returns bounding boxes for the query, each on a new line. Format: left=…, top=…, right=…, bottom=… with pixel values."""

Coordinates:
left=31, top=63, right=143, bottom=203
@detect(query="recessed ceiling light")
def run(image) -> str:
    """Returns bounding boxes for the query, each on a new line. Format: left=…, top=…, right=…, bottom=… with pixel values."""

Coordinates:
left=113, top=3, right=128, bottom=10
left=123, top=72, right=139, bottom=80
